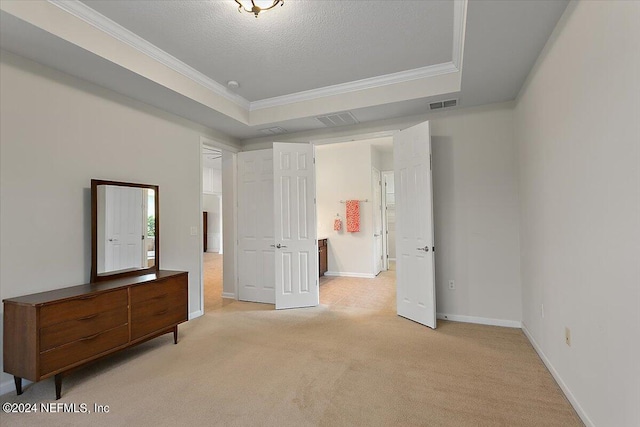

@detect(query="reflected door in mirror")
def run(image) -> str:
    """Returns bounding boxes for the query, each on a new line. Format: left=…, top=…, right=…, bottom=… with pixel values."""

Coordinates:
left=97, top=185, right=155, bottom=274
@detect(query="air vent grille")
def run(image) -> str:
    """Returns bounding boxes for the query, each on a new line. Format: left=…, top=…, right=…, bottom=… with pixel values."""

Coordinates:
left=430, top=99, right=458, bottom=110
left=259, top=127, right=288, bottom=135
left=316, top=111, right=359, bottom=127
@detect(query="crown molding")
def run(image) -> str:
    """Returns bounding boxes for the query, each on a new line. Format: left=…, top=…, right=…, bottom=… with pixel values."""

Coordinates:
left=47, top=0, right=467, bottom=118
left=249, top=62, right=459, bottom=111
left=48, top=0, right=251, bottom=110
left=452, top=0, right=468, bottom=70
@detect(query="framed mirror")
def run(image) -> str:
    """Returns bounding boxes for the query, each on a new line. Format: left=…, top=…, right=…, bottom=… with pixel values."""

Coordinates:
left=91, top=179, right=159, bottom=282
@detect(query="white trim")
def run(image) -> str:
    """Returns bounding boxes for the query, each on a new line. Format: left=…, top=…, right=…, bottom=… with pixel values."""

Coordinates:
left=199, top=140, right=205, bottom=316
left=313, top=130, right=399, bottom=147
left=200, top=136, right=240, bottom=154
left=388, top=258, right=397, bottom=261
left=48, top=0, right=251, bottom=110
left=522, top=323, right=595, bottom=427
left=222, top=292, right=237, bottom=299
left=48, top=0, right=467, bottom=116
left=452, top=0, right=468, bottom=70
left=436, top=313, right=522, bottom=329
left=250, top=62, right=459, bottom=111
left=324, top=271, right=376, bottom=279
left=189, top=309, right=203, bottom=320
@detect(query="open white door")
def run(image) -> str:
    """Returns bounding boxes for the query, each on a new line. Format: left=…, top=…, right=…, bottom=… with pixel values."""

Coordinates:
left=273, top=143, right=319, bottom=309
left=237, top=149, right=276, bottom=304
left=372, top=167, right=383, bottom=275
left=394, top=121, right=436, bottom=328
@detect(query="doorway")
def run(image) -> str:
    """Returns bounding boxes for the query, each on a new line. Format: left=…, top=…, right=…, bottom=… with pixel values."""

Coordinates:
left=314, top=137, right=396, bottom=309
left=202, top=146, right=225, bottom=311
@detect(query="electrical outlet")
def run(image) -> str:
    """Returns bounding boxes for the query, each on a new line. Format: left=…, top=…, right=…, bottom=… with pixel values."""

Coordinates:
left=565, top=327, right=571, bottom=347
left=541, top=303, right=545, bottom=318
left=448, top=280, right=455, bottom=290
left=190, top=226, right=198, bottom=236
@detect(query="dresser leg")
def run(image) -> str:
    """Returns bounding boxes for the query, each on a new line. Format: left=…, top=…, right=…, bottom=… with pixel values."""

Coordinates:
left=55, top=374, right=62, bottom=400
left=173, top=325, right=178, bottom=344
left=14, top=376, right=22, bottom=395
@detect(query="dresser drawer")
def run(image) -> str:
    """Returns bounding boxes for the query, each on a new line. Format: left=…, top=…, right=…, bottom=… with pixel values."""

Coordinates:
left=40, top=307, right=128, bottom=352
left=130, top=276, right=186, bottom=305
left=40, top=289, right=128, bottom=327
left=131, top=292, right=187, bottom=340
left=40, top=324, right=129, bottom=376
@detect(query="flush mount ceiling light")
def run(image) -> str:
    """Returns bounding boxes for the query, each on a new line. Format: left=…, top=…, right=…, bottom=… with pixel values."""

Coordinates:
left=234, top=0, right=284, bottom=18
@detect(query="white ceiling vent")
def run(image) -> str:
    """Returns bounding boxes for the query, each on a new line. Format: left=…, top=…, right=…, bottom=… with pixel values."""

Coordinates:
left=429, top=99, right=458, bottom=110
left=316, top=111, right=359, bottom=127
left=259, top=126, right=288, bottom=135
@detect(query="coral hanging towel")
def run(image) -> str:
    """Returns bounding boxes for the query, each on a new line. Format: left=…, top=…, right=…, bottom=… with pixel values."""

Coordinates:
left=334, top=218, right=342, bottom=231
left=346, top=200, right=360, bottom=232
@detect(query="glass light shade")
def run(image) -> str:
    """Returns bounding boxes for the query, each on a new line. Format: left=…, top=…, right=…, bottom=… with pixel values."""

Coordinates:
left=234, top=0, right=283, bottom=17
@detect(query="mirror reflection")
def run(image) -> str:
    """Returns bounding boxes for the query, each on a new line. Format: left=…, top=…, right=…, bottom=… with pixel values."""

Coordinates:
left=97, top=185, right=156, bottom=275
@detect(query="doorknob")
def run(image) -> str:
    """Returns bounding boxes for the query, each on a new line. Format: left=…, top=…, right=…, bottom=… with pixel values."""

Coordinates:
left=416, top=246, right=429, bottom=252
left=276, top=244, right=288, bottom=249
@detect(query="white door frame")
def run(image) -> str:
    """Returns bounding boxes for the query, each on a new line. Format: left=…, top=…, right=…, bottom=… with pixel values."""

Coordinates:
left=381, top=170, right=394, bottom=271
left=372, top=166, right=384, bottom=275
left=198, top=137, right=239, bottom=318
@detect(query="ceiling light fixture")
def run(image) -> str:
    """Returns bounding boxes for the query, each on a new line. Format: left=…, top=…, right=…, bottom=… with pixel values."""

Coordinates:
left=234, top=0, right=284, bottom=18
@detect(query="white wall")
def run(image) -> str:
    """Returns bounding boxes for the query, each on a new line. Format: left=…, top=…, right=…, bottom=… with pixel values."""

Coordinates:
left=0, top=51, right=234, bottom=391
left=203, top=194, right=222, bottom=253
left=515, top=2, right=640, bottom=426
left=316, top=141, right=375, bottom=277
left=379, top=151, right=394, bottom=172
left=430, top=104, right=522, bottom=325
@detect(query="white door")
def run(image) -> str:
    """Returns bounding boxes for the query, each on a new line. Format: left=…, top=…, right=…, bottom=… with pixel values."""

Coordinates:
left=237, top=149, right=276, bottom=304
left=394, top=121, right=436, bottom=328
left=104, top=186, right=144, bottom=272
left=273, top=143, right=319, bottom=309
left=372, top=167, right=383, bottom=275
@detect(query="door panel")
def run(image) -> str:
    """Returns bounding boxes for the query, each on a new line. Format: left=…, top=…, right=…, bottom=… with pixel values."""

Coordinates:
left=394, top=121, right=436, bottom=328
left=274, top=143, right=318, bottom=309
left=104, top=186, right=143, bottom=272
left=373, top=167, right=383, bottom=275
left=237, top=149, right=275, bottom=304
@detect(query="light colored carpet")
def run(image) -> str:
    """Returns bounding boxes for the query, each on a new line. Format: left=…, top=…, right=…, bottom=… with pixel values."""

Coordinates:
left=1, top=266, right=582, bottom=427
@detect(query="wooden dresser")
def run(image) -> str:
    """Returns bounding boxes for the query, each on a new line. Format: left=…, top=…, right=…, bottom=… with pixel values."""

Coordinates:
left=318, top=238, right=328, bottom=277
left=3, top=270, right=188, bottom=399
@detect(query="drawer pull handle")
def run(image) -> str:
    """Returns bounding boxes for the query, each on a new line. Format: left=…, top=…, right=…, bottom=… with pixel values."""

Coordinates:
left=80, top=332, right=101, bottom=342
left=150, top=293, right=169, bottom=301
left=155, top=309, right=169, bottom=316
left=78, top=313, right=99, bottom=321
left=77, top=295, right=98, bottom=301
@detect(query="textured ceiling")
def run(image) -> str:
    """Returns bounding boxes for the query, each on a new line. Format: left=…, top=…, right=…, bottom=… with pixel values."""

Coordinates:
left=79, top=0, right=454, bottom=101
left=0, top=0, right=569, bottom=142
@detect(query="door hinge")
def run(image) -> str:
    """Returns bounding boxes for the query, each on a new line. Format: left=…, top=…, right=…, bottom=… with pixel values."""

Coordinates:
left=141, top=235, right=144, bottom=240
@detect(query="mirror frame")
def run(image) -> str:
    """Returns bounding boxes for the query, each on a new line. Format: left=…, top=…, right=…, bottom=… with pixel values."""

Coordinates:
left=91, top=179, right=160, bottom=282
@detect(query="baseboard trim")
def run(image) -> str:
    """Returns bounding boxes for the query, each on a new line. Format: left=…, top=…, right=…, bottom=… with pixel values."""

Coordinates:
left=324, top=271, right=376, bottom=279
left=436, top=313, right=521, bottom=328
left=189, top=310, right=203, bottom=320
left=521, top=323, right=594, bottom=427
left=0, top=378, right=32, bottom=397
left=221, top=292, right=236, bottom=299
